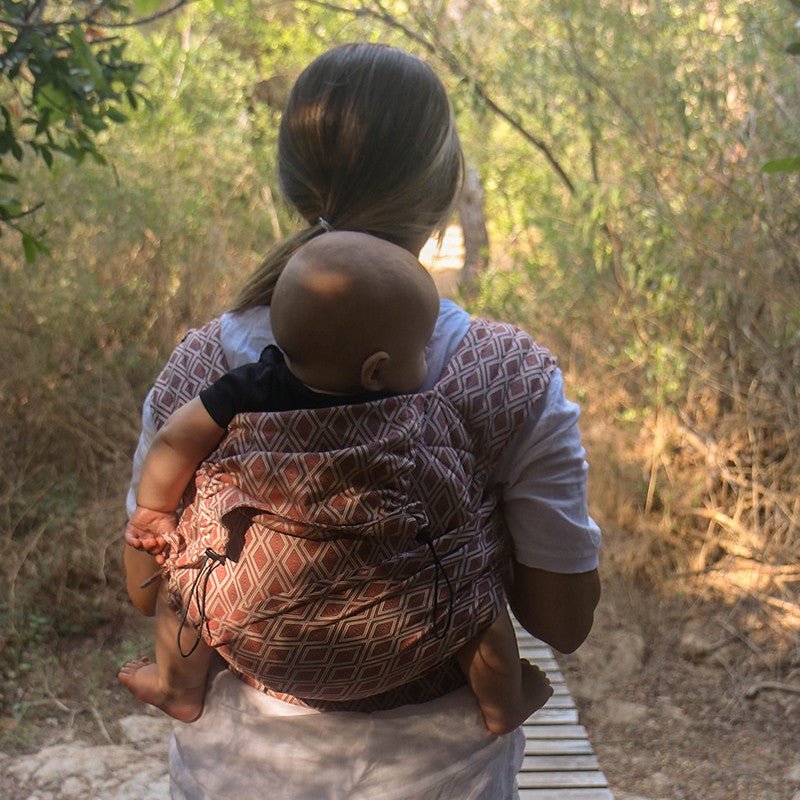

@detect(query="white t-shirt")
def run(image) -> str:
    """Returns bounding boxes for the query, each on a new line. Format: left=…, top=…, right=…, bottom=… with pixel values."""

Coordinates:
left=128, top=299, right=601, bottom=573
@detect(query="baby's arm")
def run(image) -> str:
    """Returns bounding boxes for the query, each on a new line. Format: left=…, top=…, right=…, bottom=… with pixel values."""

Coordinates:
left=136, top=397, right=227, bottom=515
left=125, top=399, right=226, bottom=556
left=124, top=399, right=226, bottom=611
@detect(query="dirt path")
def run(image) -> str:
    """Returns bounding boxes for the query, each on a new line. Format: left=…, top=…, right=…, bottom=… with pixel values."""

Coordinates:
left=558, top=570, right=800, bottom=800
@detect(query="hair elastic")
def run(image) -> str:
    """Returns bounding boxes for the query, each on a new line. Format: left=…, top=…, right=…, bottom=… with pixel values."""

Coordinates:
left=317, top=217, right=335, bottom=232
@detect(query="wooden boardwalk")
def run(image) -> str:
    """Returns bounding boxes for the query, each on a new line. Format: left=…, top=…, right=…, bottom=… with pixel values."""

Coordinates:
left=514, top=620, right=614, bottom=800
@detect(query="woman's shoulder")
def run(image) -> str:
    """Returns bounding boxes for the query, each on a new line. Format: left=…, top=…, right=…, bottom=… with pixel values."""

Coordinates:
left=220, top=301, right=466, bottom=384
left=149, top=315, right=230, bottom=428
left=219, top=306, right=278, bottom=369
left=430, top=302, right=558, bottom=391
left=421, top=299, right=471, bottom=390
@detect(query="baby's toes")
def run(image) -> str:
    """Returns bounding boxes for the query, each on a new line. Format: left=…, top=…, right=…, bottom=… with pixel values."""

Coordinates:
left=118, top=657, right=150, bottom=676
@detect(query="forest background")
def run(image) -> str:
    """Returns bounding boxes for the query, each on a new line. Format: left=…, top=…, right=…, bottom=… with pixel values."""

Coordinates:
left=1, top=1, right=799, bottom=797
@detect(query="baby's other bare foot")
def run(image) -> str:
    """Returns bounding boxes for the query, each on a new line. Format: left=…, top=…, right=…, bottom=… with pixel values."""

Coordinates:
left=519, top=659, right=554, bottom=715
left=117, top=658, right=203, bottom=723
left=481, top=660, right=553, bottom=736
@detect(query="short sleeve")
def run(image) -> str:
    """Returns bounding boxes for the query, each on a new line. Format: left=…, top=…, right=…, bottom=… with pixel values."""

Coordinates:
left=199, top=359, right=276, bottom=428
left=126, top=387, right=158, bottom=518
left=491, top=369, right=601, bottom=573
left=420, top=299, right=471, bottom=391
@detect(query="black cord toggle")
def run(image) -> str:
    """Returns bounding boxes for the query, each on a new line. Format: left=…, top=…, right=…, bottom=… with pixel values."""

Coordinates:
left=177, top=547, right=226, bottom=658
left=415, top=530, right=454, bottom=640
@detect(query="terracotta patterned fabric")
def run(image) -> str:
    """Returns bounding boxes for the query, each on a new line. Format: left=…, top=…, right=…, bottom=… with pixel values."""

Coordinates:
left=150, top=317, right=228, bottom=430
left=151, top=317, right=556, bottom=711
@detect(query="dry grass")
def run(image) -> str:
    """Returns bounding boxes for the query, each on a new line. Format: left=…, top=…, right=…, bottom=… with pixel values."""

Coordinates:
left=563, top=320, right=800, bottom=676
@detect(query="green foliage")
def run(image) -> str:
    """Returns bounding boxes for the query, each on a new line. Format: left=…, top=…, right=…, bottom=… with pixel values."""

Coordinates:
left=0, top=1, right=170, bottom=257
left=0, top=2, right=272, bottom=657
left=762, top=156, right=800, bottom=173
left=761, top=4, right=800, bottom=169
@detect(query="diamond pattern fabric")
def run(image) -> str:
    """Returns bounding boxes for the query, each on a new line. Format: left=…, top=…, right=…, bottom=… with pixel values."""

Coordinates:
left=151, top=317, right=556, bottom=710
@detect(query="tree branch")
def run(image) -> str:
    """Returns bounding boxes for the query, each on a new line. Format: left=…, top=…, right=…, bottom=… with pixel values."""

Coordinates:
left=301, top=0, right=577, bottom=196
left=3, top=201, right=44, bottom=221
left=99, top=0, right=193, bottom=29
left=1, top=0, right=191, bottom=31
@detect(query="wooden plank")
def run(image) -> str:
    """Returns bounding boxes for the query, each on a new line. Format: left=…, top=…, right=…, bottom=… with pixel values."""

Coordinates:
left=522, top=723, right=589, bottom=740
left=517, top=647, right=555, bottom=657
left=519, top=657, right=561, bottom=672
left=512, top=629, right=551, bottom=642
left=524, top=724, right=588, bottom=740
left=521, top=754, right=600, bottom=771
left=540, top=694, right=575, bottom=709
left=518, top=647, right=556, bottom=660
left=517, top=789, right=615, bottom=800
left=524, top=739, right=594, bottom=756
left=527, top=708, right=579, bottom=724
left=515, top=622, right=615, bottom=799
left=517, top=771, right=608, bottom=789
left=518, top=645, right=558, bottom=657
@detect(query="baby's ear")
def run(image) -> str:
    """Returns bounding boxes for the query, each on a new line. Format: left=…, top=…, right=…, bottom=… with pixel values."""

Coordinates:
left=360, top=351, right=390, bottom=392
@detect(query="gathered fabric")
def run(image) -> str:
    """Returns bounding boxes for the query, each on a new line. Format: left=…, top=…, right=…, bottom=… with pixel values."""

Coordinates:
left=154, top=318, right=556, bottom=710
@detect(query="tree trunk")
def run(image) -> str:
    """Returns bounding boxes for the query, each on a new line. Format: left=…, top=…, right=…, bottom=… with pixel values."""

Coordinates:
left=458, top=167, right=489, bottom=294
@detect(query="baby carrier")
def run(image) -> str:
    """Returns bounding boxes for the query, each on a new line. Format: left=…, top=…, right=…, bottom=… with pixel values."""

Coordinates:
left=152, top=318, right=556, bottom=710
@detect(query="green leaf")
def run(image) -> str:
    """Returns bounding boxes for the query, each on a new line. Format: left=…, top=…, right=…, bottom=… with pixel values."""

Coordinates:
left=22, top=232, right=37, bottom=263
left=84, top=117, right=109, bottom=132
left=762, top=157, right=800, bottom=174
left=133, top=0, right=164, bottom=14
left=105, top=107, right=129, bottom=123
left=0, top=174, right=19, bottom=183
left=0, top=200, right=24, bottom=217
left=35, top=85, right=70, bottom=122
left=787, top=42, right=800, bottom=56
left=68, top=27, right=108, bottom=92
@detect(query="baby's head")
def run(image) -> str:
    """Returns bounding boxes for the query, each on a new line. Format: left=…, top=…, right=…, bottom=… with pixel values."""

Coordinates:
left=271, top=231, right=440, bottom=395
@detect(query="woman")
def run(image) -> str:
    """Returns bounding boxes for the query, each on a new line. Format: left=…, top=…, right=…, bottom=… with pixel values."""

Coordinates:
left=125, top=43, right=601, bottom=799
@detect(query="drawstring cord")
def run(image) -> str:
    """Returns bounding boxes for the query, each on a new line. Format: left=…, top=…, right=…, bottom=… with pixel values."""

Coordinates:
left=410, top=397, right=454, bottom=640
left=177, top=547, right=226, bottom=658
left=415, top=530, right=454, bottom=640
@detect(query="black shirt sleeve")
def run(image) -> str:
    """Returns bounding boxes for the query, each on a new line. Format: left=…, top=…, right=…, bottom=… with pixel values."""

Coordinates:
left=199, top=351, right=280, bottom=428
left=198, top=345, right=392, bottom=427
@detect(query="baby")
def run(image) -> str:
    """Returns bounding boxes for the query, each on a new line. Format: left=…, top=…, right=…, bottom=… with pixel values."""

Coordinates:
left=119, top=231, right=552, bottom=733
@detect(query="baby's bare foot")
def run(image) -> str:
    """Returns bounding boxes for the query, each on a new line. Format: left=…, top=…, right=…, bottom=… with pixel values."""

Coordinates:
left=481, top=660, right=553, bottom=735
left=519, top=659, right=554, bottom=715
left=117, top=658, right=203, bottom=723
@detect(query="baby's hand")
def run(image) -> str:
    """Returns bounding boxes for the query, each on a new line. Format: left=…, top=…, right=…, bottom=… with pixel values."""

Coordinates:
left=125, top=506, right=178, bottom=565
